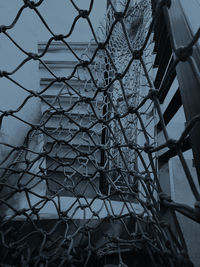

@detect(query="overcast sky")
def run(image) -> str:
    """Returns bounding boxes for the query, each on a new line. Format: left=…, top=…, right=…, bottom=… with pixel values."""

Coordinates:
left=0, top=0, right=107, bottom=44
left=0, top=0, right=107, bottom=147
left=0, top=0, right=107, bottom=107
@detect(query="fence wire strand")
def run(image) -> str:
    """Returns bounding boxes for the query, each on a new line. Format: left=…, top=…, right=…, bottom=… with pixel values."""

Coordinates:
left=0, top=0, right=200, bottom=266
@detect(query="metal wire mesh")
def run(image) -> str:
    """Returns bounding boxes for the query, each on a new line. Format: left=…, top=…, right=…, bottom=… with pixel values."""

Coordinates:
left=0, top=0, right=200, bottom=266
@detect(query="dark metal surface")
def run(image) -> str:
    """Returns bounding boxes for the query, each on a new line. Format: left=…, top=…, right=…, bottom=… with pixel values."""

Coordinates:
left=157, top=88, right=182, bottom=130
left=163, top=0, right=200, bottom=183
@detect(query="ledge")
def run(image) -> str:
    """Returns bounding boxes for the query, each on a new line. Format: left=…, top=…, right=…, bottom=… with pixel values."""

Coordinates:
left=38, top=41, right=97, bottom=53
left=4, top=196, right=143, bottom=221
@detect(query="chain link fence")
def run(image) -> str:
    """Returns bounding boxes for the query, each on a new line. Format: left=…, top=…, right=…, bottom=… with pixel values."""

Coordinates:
left=0, top=0, right=200, bottom=266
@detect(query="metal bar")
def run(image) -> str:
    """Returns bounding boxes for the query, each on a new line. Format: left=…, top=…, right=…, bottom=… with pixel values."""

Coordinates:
left=153, top=22, right=166, bottom=64
left=157, top=88, right=182, bottom=131
left=162, top=0, right=200, bottom=184
left=154, top=36, right=171, bottom=89
left=158, top=137, right=191, bottom=162
left=157, top=56, right=176, bottom=103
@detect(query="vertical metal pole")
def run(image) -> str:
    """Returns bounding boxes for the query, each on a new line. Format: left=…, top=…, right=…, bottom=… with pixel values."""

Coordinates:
left=163, top=0, right=200, bottom=185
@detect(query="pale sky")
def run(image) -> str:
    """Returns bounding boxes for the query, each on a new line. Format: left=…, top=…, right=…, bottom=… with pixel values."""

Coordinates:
left=0, top=0, right=107, bottom=43
left=0, top=0, right=107, bottom=108
left=0, top=0, right=107, bottom=146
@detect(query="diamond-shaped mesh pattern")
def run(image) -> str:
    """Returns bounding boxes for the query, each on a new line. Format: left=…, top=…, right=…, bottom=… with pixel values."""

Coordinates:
left=0, top=0, right=200, bottom=266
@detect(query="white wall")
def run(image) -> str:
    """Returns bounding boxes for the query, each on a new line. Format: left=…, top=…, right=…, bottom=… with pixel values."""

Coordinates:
left=0, top=0, right=106, bottom=161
